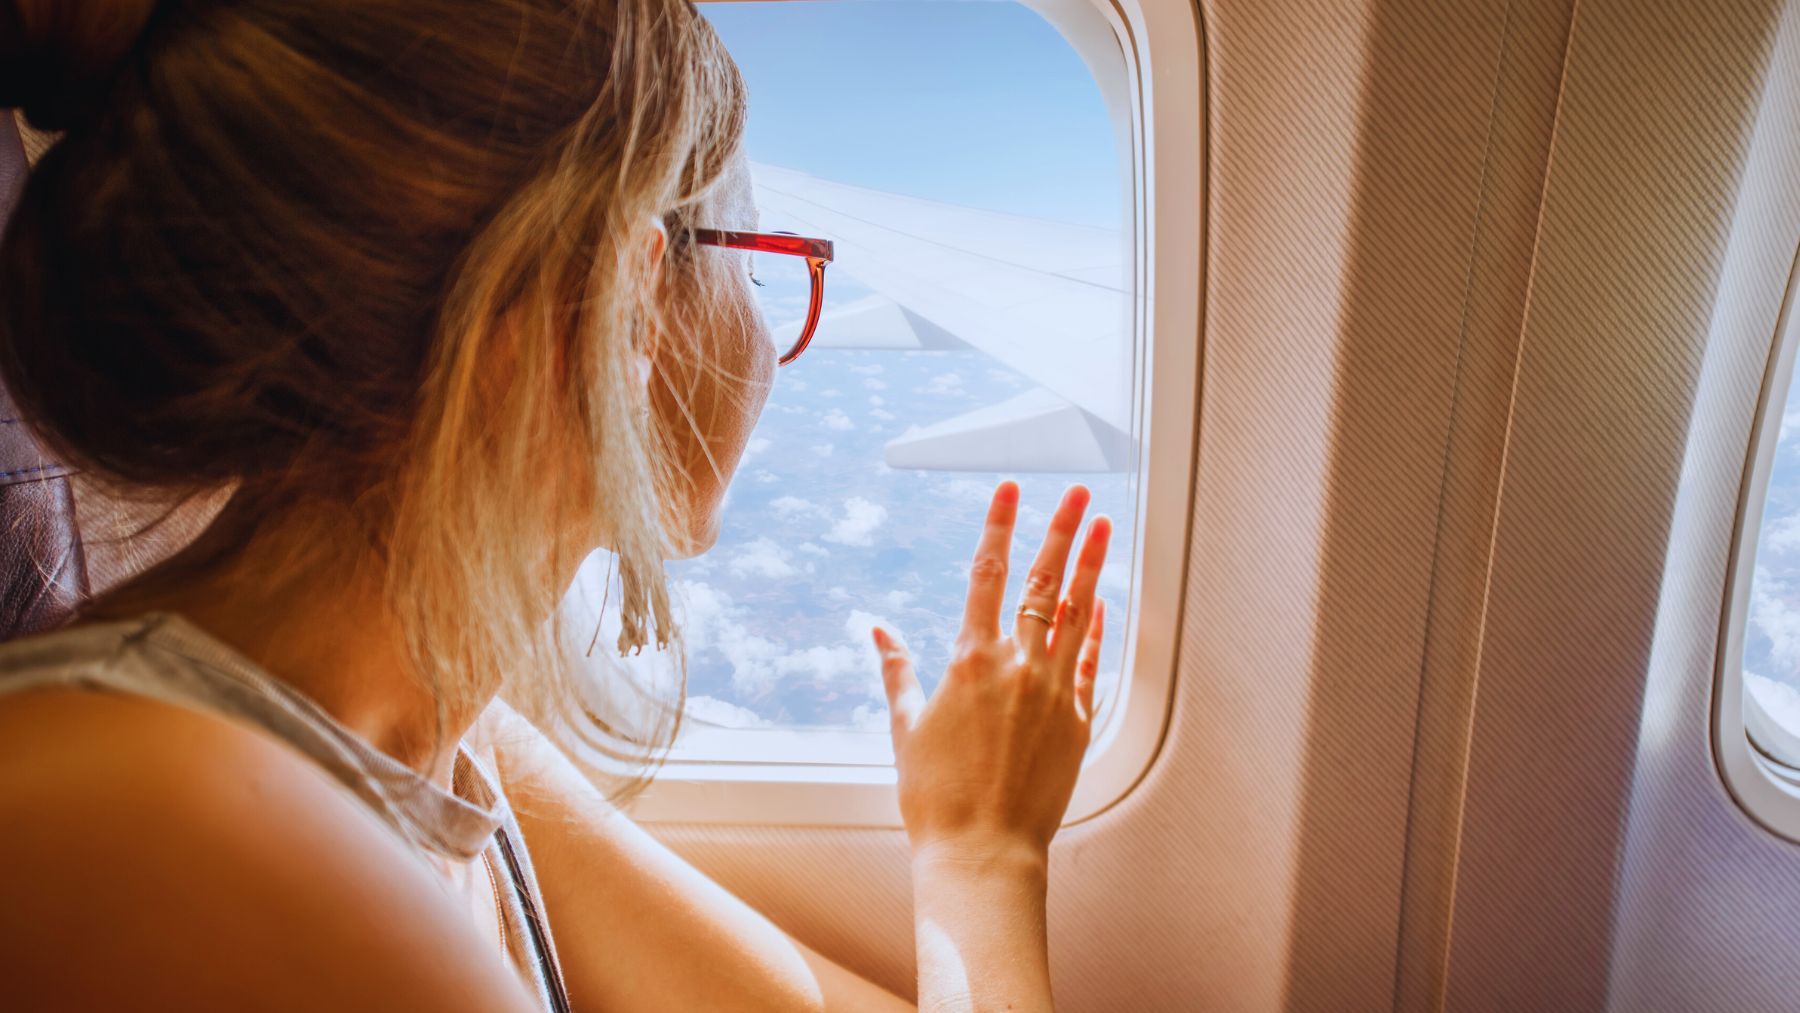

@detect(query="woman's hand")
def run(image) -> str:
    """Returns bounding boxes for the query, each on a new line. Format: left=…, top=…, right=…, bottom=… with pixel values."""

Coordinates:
left=872, top=480, right=1111, bottom=861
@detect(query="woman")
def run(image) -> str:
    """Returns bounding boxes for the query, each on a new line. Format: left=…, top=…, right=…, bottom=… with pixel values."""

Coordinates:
left=0, top=1, right=1112, bottom=1010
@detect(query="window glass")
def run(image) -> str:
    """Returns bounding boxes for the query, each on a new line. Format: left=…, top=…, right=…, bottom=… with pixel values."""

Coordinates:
left=1745, top=375, right=1800, bottom=759
left=568, top=0, right=1139, bottom=732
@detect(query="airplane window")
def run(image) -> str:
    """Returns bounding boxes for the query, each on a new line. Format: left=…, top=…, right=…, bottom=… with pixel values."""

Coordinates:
left=565, top=0, right=1139, bottom=735
left=1742, top=357, right=1800, bottom=764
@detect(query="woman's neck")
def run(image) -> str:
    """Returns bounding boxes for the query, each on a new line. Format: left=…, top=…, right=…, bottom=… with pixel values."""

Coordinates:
left=86, top=503, right=486, bottom=786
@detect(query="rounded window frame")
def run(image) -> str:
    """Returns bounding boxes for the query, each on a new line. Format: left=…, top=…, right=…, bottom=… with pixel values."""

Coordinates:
left=620, top=0, right=1205, bottom=828
left=1716, top=247, right=1800, bottom=840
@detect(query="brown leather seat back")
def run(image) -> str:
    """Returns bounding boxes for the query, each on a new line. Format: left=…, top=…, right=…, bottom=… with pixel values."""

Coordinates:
left=0, top=112, right=88, bottom=637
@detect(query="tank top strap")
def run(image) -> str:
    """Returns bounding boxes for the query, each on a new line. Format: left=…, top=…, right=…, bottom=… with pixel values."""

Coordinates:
left=0, top=612, right=501, bottom=858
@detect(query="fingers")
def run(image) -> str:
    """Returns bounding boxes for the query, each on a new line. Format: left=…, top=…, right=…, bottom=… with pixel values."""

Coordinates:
left=873, top=626, right=926, bottom=736
left=960, top=481, right=1020, bottom=640
left=1075, top=598, right=1105, bottom=718
left=1013, top=485, right=1091, bottom=659
left=1049, top=515, right=1112, bottom=673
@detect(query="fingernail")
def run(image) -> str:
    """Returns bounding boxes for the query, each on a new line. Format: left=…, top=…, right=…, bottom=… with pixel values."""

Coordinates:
left=871, top=626, right=890, bottom=650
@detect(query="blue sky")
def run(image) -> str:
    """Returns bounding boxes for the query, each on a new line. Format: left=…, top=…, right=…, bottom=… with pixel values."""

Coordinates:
left=702, top=1, right=1121, bottom=229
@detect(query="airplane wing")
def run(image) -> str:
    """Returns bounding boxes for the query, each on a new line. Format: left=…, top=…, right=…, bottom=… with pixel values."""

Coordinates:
left=748, top=162, right=1136, bottom=473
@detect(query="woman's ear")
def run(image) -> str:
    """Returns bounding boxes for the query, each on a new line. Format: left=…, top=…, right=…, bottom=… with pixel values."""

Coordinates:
left=636, top=215, right=670, bottom=392
left=642, top=214, right=669, bottom=268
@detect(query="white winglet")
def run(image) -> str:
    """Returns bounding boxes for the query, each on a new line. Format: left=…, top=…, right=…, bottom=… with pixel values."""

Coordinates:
left=751, top=161, right=1136, bottom=472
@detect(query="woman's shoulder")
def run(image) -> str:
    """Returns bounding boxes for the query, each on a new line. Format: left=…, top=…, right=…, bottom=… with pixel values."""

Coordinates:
left=0, top=618, right=389, bottom=845
left=0, top=685, right=537, bottom=1012
left=0, top=677, right=344, bottom=809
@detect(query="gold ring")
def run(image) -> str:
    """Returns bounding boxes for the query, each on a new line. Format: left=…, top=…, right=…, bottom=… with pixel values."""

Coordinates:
left=1016, top=605, right=1055, bottom=626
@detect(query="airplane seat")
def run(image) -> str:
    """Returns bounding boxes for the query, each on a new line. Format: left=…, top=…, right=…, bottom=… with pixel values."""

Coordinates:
left=0, top=111, right=89, bottom=639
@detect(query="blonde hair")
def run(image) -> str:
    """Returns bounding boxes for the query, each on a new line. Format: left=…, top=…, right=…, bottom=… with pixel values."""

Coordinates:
left=0, top=0, right=747, bottom=785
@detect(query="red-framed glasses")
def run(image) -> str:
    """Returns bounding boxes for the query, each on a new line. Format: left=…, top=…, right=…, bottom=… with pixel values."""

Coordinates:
left=694, top=229, right=835, bottom=366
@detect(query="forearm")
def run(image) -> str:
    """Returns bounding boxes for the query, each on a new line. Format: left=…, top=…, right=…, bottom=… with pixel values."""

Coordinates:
left=485, top=705, right=914, bottom=1013
left=910, top=841, right=1055, bottom=1013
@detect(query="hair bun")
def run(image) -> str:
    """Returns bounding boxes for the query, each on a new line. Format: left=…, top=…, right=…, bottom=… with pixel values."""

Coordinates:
left=0, top=0, right=159, bottom=131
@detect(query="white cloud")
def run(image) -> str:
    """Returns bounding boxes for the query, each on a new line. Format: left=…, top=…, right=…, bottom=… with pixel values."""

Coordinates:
left=1751, top=579, right=1800, bottom=674
left=937, top=477, right=999, bottom=505
left=675, top=578, right=731, bottom=630
left=744, top=436, right=772, bottom=458
left=823, top=497, right=888, bottom=546
left=850, top=363, right=885, bottom=376
left=771, top=495, right=816, bottom=519
left=725, top=642, right=787, bottom=697
left=849, top=703, right=892, bottom=733
left=864, top=378, right=889, bottom=391
left=878, top=589, right=915, bottom=610
left=773, top=644, right=865, bottom=688
left=1099, top=560, right=1132, bottom=595
left=844, top=608, right=894, bottom=642
left=819, top=388, right=843, bottom=398
left=752, top=469, right=778, bottom=484
left=1746, top=671, right=1800, bottom=744
left=797, top=542, right=830, bottom=557
left=821, top=408, right=854, bottom=432
left=871, top=409, right=897, bottom=421
left=812, top=443, right=835, bottom=458
left=674, top=580, right=783, bottom=697
left=868, top=395, right=886, bottom=407
left=1782, top=409, right=1800, bottom=443
left=1767, top=512, right=1800, bottom=556
left=673, top=579, right=891, bottom=704
left=684, top=695, right=772, bottom=728
left=728, top=537, right=798, bottom=579
left=925, top=371, right=966, bottom=395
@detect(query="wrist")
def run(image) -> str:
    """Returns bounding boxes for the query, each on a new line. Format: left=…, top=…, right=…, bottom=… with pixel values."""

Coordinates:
left=908, top=834, right=1054, bottom=1011
left=911, top=834, right=1049, bottom=884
